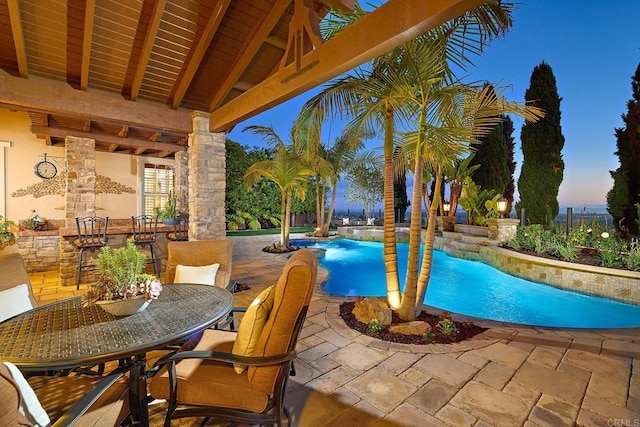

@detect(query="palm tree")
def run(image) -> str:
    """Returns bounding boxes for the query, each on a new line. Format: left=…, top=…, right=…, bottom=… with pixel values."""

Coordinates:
left=398, top=79, right=544, bottom=319
left=444, top=154, right=480, bottom=218
left=302, top=1, right=543, bottom=319
left=243, top=125, right=313, bottom=248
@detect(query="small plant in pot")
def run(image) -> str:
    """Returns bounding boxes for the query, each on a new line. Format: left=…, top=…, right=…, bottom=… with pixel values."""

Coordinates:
left=86, top=241, right=162, bottom=315
left=0, top=215, right=18, bottom=250
left=154, top=191, right=182, bottom=225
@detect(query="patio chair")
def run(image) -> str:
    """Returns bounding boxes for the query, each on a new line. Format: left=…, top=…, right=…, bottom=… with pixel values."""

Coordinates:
left=130, top=214, right=159, bottom=275
left=0, top=360, right=133, bottom=427
left=0, top=252, right=38, bottom=319
left=74, top=216, right=109, bottom=290
left=149, top=248, right=317, bottom=427
left=166, top=215, right=188, bottom=242
left=165, top=239, right=233, bottom=291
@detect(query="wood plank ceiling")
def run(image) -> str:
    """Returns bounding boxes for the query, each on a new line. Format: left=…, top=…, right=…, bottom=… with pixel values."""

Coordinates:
left=0, top=0, right=353, bottom=158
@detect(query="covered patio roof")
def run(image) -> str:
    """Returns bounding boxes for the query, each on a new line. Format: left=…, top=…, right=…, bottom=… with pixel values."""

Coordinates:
left=0, top=0, right=482, bottom=158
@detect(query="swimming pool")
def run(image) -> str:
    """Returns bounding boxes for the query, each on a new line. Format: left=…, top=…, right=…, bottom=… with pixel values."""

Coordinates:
left=294, top=238, right=640, bottom=328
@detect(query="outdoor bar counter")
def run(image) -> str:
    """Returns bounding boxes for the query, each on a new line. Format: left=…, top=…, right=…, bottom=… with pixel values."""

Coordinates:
left=55, top=218, right=176, bottom=287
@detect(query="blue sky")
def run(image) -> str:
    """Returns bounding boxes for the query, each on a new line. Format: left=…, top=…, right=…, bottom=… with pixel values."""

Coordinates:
left=227, top=1, right=640, bottom=213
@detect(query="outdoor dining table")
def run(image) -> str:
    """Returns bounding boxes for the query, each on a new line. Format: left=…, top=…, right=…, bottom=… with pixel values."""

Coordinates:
left=0, top=283, right=234, bottom=426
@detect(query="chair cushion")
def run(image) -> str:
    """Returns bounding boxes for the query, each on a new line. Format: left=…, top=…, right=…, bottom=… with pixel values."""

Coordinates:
left=232, top=285, right=275, bottom=373
left=3, top=362, right=50, bottom=426
left=0, top=362, right=32, bottom=426
left=149, top=329, right=270, bottom=413
left=248, top=249, right=317, bottom=393
left=166, top=240, right=233, bottom=289
left=174, top=263, right=220, bottom=286
left=0, top=284, right=34, bottom=322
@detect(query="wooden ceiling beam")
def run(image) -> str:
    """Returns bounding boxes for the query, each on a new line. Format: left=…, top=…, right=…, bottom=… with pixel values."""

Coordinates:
left=83, top=120, right=91, bottom=132
left=108, top=143, right=118, bottom=152
left=170, top=0, right=232, bottom=109
left=80, top=0, right=96, bottom=91
left=208, top=0, right=292, bottom=111
left=265, top=36, right=287, bottom=50
left=7, top=0, right=28, bottom=77
left=0, top=73, right=192, bottom=133
left=130, top=0, right=167, bottom=101
left=157, top=151, right=171, bottom=158
left=209, top=0, right=484, bottom=132
left=30, top=125, right=186, bottom=153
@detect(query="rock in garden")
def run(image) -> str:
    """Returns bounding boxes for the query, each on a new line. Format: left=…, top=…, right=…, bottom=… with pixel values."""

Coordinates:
left=388, top=321, right=431, bottom=336
left=352, top=297, right=392, bottom=326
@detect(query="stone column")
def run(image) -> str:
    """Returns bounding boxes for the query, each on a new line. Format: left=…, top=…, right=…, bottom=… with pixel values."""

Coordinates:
left=64, top=137, right=97, bottom=226
left=486, top=218, right=520, bottom=243
left=174, top=151, right=189, bottom=215
left=60, top=136, right=97, bottom=286
left=188, top=111, right=226, bottom=240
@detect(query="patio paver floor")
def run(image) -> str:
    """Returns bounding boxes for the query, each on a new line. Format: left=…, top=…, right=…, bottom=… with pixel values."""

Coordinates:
left=27, top=233, right=640, bottom=426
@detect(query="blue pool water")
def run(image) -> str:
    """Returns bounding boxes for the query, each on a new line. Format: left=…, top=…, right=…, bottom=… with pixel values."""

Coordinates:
left=294, top=238, right=640, bottom=328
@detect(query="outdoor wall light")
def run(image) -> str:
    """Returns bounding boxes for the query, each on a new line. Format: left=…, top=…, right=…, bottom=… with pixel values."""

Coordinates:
left=442, top=201, right=451, bottom=215
left=496, top=197, right=508, bottom=218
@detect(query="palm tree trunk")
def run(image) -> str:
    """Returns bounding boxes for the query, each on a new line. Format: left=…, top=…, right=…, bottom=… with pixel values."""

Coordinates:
left=323, top=179, right=338, bottom=236
left=416, top=170, right=443, bottom=306
left=283, top=188, right=292, bottom=248
left=383, top=106, right=400, bottom=310
left=280, top=192, right=287, bottom=247
left=315, top=177, right=323, bottom=236
left=398, top=134, right=425, bottom=321
left=449, top=180, right=462, bottom=217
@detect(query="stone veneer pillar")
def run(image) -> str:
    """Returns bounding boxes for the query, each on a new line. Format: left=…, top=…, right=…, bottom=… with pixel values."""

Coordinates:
left=174, top=151, right=189, bottom=215
left=60, top=136, right=97, bottom=286
left=486, top=218, right=521, bottom=243
left=187, top=111, right=226, bottom=240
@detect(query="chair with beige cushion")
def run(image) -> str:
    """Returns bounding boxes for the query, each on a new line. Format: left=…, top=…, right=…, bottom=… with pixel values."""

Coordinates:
left=0, top=252, right=38, bottom=322
left=165, top=240, right=233, bottom=290
left=149, top=248, right=317, bottom=427
left=0, top=360, right=132, bottom=427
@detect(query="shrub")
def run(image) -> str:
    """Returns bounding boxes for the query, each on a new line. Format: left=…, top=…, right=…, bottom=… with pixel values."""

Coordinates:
left=436, top=312, right=458, bottom=337
left=368, top=319, right=383, bottom=333
left=594, top=234, right=623, bottom=267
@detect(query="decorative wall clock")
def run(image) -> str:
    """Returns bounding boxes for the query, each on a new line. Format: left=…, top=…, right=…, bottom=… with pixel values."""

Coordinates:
left=34, top=154, right=57, bottom=179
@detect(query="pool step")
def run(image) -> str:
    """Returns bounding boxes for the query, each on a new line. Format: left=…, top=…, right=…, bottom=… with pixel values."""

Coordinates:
left=436, top=229, right=499, bottom=256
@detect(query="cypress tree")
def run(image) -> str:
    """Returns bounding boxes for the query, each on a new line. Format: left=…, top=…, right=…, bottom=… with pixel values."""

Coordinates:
left=470, top=113, right=510, bottom=196
left=394, top=171, right=410, bottom=222
left=517, top=61, right=565, bottom=226
left=607, top=62, right=640, bottom=235
left=502, top=116, right=517, bottom=213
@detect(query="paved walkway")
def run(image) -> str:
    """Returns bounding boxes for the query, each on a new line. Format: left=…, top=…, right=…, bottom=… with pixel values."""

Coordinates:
left=27, top=234, right=640, bottom=426
left=228, top=234, right=640, bottom=427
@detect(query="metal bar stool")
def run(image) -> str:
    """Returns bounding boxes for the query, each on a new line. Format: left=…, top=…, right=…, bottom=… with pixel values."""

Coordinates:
left=130, top=215, right=159, bottom=275
left=74, top=216, right=109, bottom=290
left=166, top=215, right=188, bottom=242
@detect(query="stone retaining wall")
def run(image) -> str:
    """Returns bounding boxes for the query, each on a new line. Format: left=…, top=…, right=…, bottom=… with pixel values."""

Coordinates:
left=480, top=246, right=640, bottom=306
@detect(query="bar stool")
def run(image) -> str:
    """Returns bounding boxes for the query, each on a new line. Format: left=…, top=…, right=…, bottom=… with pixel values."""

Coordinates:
left=130, top=215, right=159, bottom=275
left=74, top=216, right=109, bottom=290
left=166, top=215, right=188, bottom=242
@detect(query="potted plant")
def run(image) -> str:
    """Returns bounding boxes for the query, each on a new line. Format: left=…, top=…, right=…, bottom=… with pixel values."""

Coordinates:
left=0, top=215, right=18, bottom=250
left=86, top=241, right=162, bottom=316
left=154, top=191, right=182, bottom=225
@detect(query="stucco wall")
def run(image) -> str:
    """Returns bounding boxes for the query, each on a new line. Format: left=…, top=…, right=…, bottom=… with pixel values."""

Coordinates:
left=0, top=108, right=141, bottom=222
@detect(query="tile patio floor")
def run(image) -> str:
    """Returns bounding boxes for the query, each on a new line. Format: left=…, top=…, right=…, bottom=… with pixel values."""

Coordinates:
left=28, top=234, right=640, bottom=426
